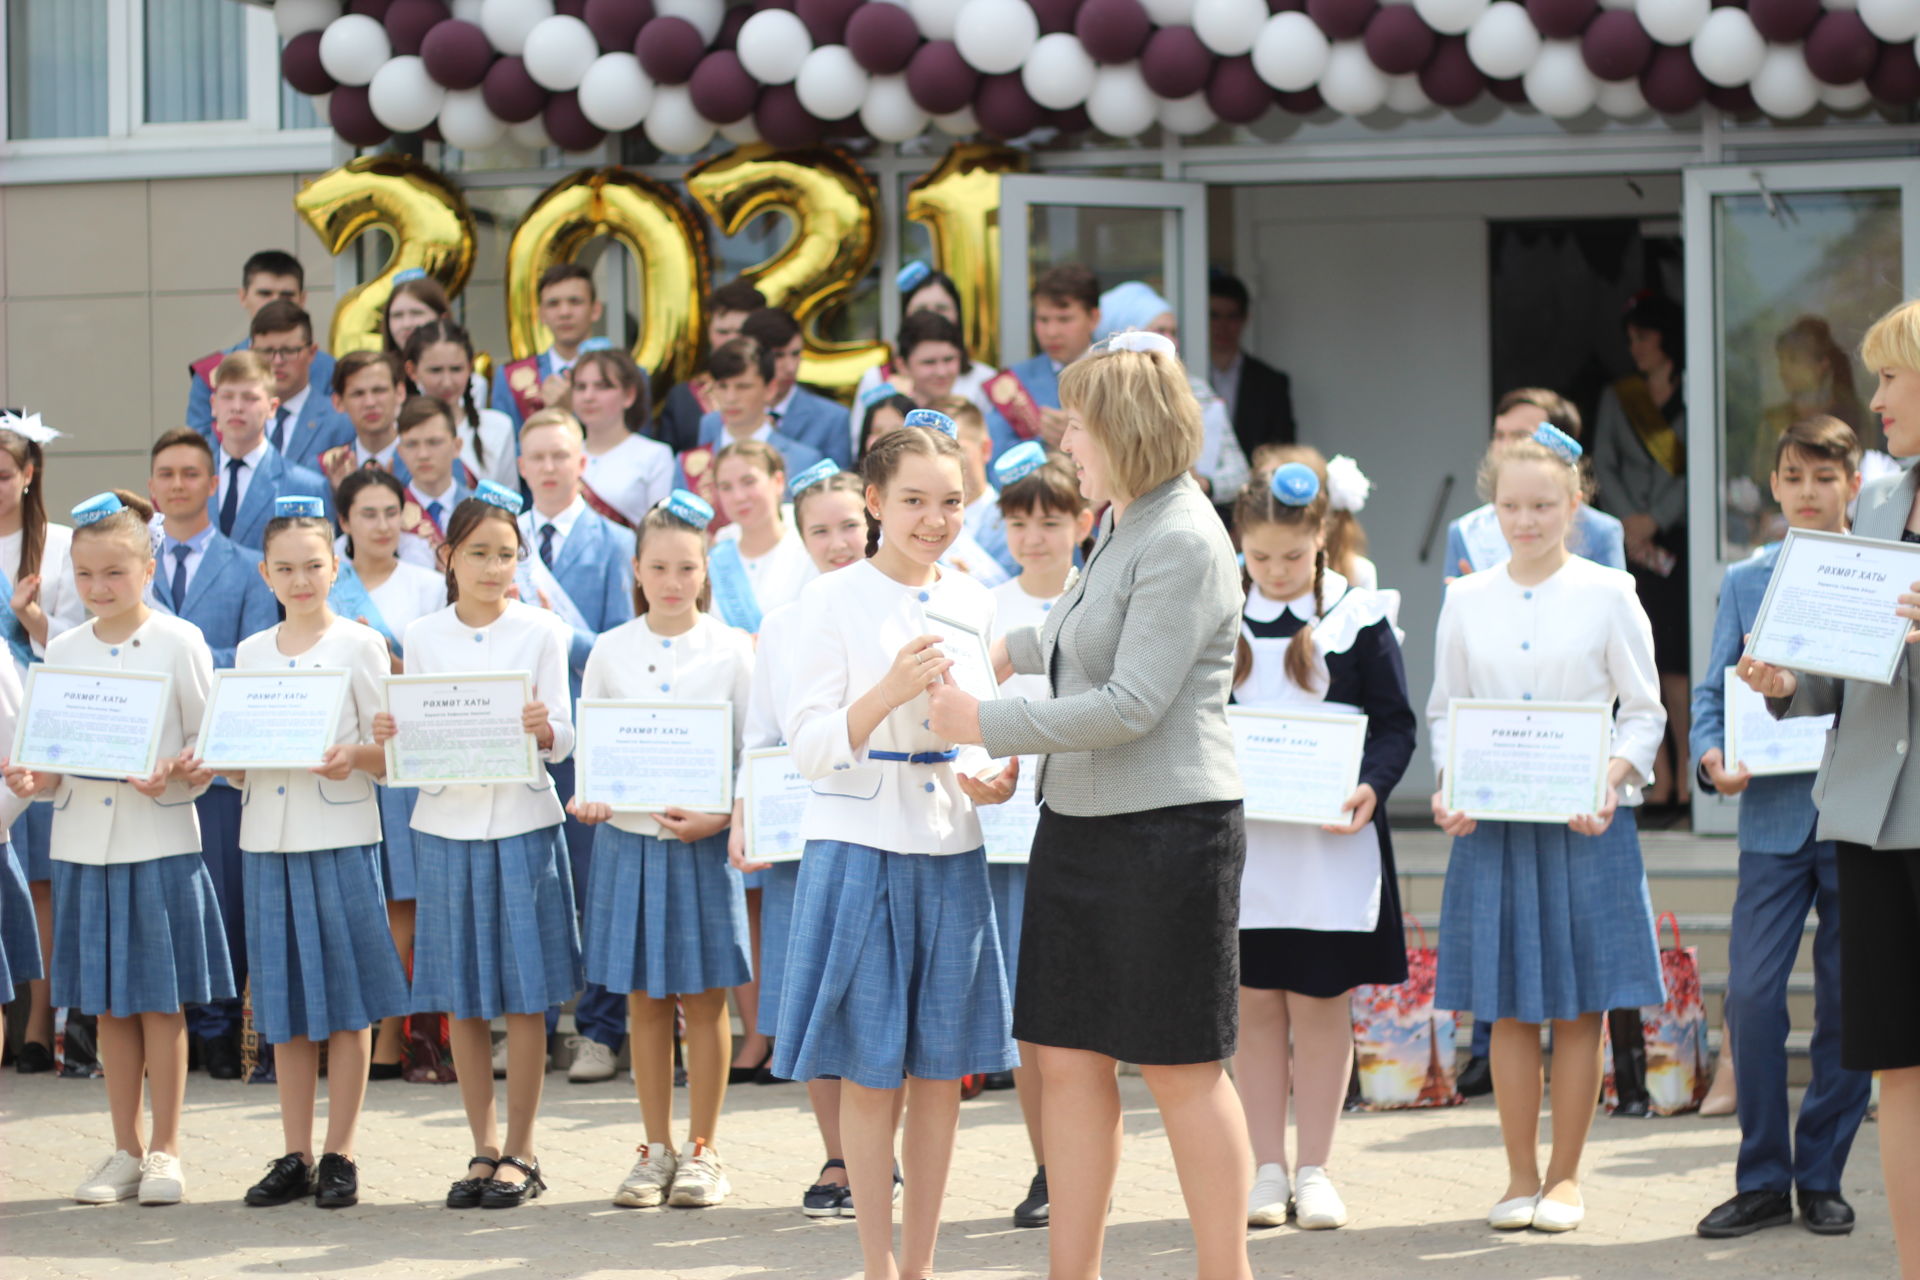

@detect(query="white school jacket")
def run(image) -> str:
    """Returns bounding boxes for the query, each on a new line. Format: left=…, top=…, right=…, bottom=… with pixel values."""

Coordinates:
left=235, top=618, right=388, bottom=854
left=45, top=612, right=214, bottom=866
left=401, top=600, right=575, bottom=840
left=1, top=523, right=86, bottom=664
left=736, top=601, right=801, bottom=795
left=787, top=559, right=995, bottom=856
left=0, top=659, right=28, bottom=831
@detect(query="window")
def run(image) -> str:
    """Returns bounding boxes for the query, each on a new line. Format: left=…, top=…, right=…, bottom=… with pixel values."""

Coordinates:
left=144, top=0, right=246, bottom=125
left=6, top=0, right=109, bottom=141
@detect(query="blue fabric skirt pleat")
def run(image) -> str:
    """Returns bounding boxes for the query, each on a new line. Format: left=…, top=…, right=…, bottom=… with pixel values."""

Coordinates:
left=377, top=786, right=420, bottom=902
left=0, top=840, right=42, bottom=989
left=582, top=826, right=750, bottom=998
left=50, top=854, right=236, bottom=1017
left=754, top=860, right=801, bottom=1037
left=10, top=801, right=51, bottom=882
left=242, top=845, right=411, bottom=1043
left=409, top=827, right=583, bottom=1021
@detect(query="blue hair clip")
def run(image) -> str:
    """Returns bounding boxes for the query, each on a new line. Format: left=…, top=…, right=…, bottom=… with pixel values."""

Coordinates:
left=896, top=260, right=933, bottom=294
left=993, top=440, right=1047, bottom=488
left=392, top=267, right=427, bottom=284
left=903, top=408, right=957, bottom=438
left=1533, top=423, right=1583, bottom=464
left=474, top=480, right=525, bottom=515
left=72, top=493, right=125, bottom=526
left=578, top=336, right=615, bottom=353
left=787, top=459, right=842, bottom=499
left=274, top=495, right=325, bottom=519
left=660, top=488, right=714, bottom=529
left=1269, top=463, right=1320, bottom=507
left=858, top=381, right=902, bottom=409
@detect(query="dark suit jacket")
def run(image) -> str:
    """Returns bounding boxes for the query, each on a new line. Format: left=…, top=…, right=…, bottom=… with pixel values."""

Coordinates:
left=657, top=382, right=705, bottom=456
left=1230, top=353, right=1297, bottom=461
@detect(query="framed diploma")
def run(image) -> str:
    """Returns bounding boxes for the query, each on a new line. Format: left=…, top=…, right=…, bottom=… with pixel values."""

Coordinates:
left=742, top=747, right=810, bottom=863
left=13, top=667, right=172, bottom=781
left=1443, top=699, right=1611, bottom=822
left=1723, top=667, right=1831, bottom=777
left=197, top=669, right=350, bottom=771
left=576, top=701, right=733, bottom=813
left=979, top=756, right=1041, bottom=864
left=1228, top=707, right=1368, bottom=825
left=1744, top=527, right=1920, bottom=686
left=924, top=607, right=997, bottom=703
left=383, top=672, right=538, bottom=787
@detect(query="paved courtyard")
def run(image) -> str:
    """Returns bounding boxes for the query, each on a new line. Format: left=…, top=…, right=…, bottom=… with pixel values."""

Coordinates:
left=0, top=1068, right=1897, bottom=1278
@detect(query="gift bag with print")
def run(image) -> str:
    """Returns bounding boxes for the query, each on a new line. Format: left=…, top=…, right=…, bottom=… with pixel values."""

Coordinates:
left=1604, top=912, right=1710, bottom=1116
left=1351, top=918, right=1465, bottom=1110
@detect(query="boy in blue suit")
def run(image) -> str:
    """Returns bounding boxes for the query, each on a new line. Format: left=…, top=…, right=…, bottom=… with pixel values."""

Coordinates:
left=245, top=299, right=353, bottom=474
left=396, top=394, right=469, bottom=541
left=1691, top=414, right=1872, bottom=1239
left=738, top=307, right=853, bottom=468
left=688, top=339, right=826, bottom=499
left=148, top=427, right=282, bottom=1079
left=186, top=250, right=334, bottom=438
left=318, top=350, right=412, bottom=494
left=492, top=262, right=603, bottom=429
left=518, top=411, right=638, bottom=1081
left=982, top=263, right=1102, bottom=461
left=206, top=352, right=332, bottom=553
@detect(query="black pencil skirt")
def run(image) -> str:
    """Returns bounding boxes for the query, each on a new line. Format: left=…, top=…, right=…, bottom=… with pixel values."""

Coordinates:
left=1835, top=842, right=1920, bottom=1071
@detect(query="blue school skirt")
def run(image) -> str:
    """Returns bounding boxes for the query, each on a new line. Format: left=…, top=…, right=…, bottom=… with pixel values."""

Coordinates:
left=242, top=845, right=411, bottom=1044
left=583, top=827, right=750, bottom=999
left=1435, top=809, right=1664, bottom=1025
left=9, top=800, right=51, bottom=882
left=50, top=853, right=236, bottom=1017
left=409, top=826, right=582, bottom=1021
left=755, top=860, right=801, bottom=1037
left=0, top=839, right=42, bottom=989
left=771, top=840, right=1016, bottom=1090
left=377, top=786, right=420, bottom=902
left=988, top=862, right=1027, bottom=985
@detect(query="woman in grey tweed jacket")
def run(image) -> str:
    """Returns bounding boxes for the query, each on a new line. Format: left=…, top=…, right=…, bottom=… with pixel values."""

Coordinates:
left=930, top=334, right=1255, bottom=1280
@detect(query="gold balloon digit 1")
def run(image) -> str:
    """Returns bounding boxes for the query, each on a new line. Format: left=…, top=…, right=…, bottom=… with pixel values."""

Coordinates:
left=907, top=144, right=1029, bottom=368
left=294, top=154, right=477, bottom=356
left=506, top=167, right=711, bottom=397
left=687, top=145, right=888, bottom=401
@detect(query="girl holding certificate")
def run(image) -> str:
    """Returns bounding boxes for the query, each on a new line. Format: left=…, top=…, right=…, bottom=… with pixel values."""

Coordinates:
left=1233, top=461, right=1415, bottom=1232
left=1427, top=427, right=1665, bottom=1234
left=567, top=490, right=755, bottom=1211
left=373, top=480, right=581, bottom=1210
left=224, top=497, right=408, bottom=1210
left=5, top=492, right=230, bottom=1207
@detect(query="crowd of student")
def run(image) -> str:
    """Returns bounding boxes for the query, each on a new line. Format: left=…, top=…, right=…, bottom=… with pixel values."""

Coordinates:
left=0, top=243, right=1914, bottom=1280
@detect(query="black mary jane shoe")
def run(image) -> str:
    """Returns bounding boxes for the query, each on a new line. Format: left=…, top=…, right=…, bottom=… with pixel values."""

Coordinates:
left=367, top=1061, right=403, bottom=1082
left=728, top=1048, right=773, bottom=1086
left=446, top=1156, right=500, bottom=1209
left=1799, top=1190, right=1856, bottom=1236
left=982, top=1071, right=1017, bottom=1092
left=1696, top=1189, right=1793, bottom=1238
left=1013, top=1167, right=1049, bottom=1229
left=480, top=1155, right=546, bottom=1209
left=244, top=1153, right=315, bottom=1207
left=14, top=1040, right=54, bottom=1075
left=314, top=1153, right=359, bottom=1209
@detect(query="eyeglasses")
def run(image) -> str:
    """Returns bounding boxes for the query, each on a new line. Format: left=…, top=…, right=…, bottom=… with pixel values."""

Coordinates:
left=254, top=345, right=312, bottom=363
left=459, top=547, right=519, bottom=567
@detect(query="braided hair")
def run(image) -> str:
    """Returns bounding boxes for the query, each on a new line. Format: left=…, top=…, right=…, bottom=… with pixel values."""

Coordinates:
left=1231, top=466, right=1331, bottom=692
left=859, top=423, right=964, bottom=559
left=403, top=319, right=487, bottom=471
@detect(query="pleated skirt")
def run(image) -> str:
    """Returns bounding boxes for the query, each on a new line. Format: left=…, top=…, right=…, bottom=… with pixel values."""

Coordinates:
left=9, top=800, right=51, bottom=882
left=377, top=786, right=420, bottom=902
left=0, top=840, right=42, bottom=989
left=242, top=845, right=411, bottom=1044
left=1435, top=810, right=1664, bottom=1025
left=987, top=862, right=1027, bottom=984
left=771, top=840, right=1015, bottom=1090
left=754, top=860, right=801, bottom=1037
left=409, top=827, right=583, bottom=1021
left=582, top=827, right=750, bottom=999
left=50, top=854, right=236, bottom=1017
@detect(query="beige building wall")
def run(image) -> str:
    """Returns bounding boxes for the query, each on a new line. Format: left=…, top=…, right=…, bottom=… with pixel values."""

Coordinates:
left=0, top=173, right=338, bottom=517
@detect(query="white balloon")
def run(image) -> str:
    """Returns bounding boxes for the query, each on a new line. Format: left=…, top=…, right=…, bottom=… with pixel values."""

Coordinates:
left=275, top=0, right=342, bottom=39
left=934, top=105, right=981, bottom=134
left=480, top=0, right=555, bottom=57
left=508, top=116, right=555, bottom=149
left=1086, top=62, right=1158, bottom=135
left=369, top=54, right=447, bottom=132
left=655, top=0, right=725, bottom=43
left=719, top=116, right=764, bottom=145
left=861, top=74, right=932, bottom=140
left=1523, top=38, right=1597, bottom=115
left=1634, top=0, right=1708, bottom=47
left=910, top=0, right=969, bottom=41
left=1140, top=0, right=1199, bottom=24
left=1860, top=0, right=1920, bottom=40
left=1749, top=42, right=1821, bottom=115
left=644, top=84, right=717, bottom=153
left=1252, top=11, right=1331, bottom=92
left=1317, top=40, right=1390, bottom=113
left=577, top=52, right=655, bottom=130
left=522, top=15, right=601, bottom=91
left=1385, top=71, right=1435, bottom=113
left=954, top=0, right=1041, bottom=74
left=1023, top=33, right=1099, bottom=108
left=1157, top=91, right=1219, bottom=133
left=1413, top=0, right=1488, bottom=36
left=1595, top=75, right=1651, bottom=116
left=1818, top=79, right=1873, bottom=110
left=451, top=0, right=487, bottom=19
left=1194, top=0, right=1269, bottom=56
left=438, top=87, right=509, bottom=149
left=796, top=45, right=870, bottom=120
left=1466, top=2, right=1541, bottom=79
left=318, top=14, right=392, bottom=87
left=1691, top=7, right=1764, bottom=87
left=736, top=10, right=814, bottom=85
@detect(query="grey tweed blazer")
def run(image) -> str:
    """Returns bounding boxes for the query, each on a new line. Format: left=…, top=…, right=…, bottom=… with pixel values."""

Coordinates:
left=979, top=472, right=1245, bottom=817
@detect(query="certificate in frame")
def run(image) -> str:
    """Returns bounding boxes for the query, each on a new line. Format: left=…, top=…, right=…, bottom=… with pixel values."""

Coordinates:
left=979, top=757, right=1041, bottom=864
left=13, top=666, right=172, bottom=781
left=1228, top=707, right=1369, bottom=825
left=924, top=606, right=998, bottom=704
left=742, top=746, right=809, bottom=863
left=1443, top=699, right=1612, bottom=823
left=1723, top=667, right=1831, bottom=777
left=576, top=700, right=734, bottom=814
left=383, top=671, right=538, bottom=787
left=197, top=668, right=350, bottom=771
left=1743, top=527, right=1920, bottom=686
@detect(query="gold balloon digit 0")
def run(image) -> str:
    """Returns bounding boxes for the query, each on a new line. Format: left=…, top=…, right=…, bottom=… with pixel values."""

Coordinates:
left=506, top=167, right=711, bottom=396
left=687, top=145, right=889, bottom=399
left=294, top=154, right=477, bottom=356
left=907, top=144, right=1028, bottom=367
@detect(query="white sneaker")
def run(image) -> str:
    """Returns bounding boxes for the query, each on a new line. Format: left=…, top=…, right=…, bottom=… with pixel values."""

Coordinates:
left=1247, top=1162, right=1290, bottom=1227
left=1291, top=1166, right=1349, bottom=1229
left=567, top=1036, right=617, bottom=1083
left=490, top=1033, right=510, bottom=1078
left=667, top=1140, right=732, bottom=1208
left=612, top=1143, right=679, bottom=1208
left=74, top=1150, right=142, bottom=1204
left=137, top=1151, right=184, bottom=1205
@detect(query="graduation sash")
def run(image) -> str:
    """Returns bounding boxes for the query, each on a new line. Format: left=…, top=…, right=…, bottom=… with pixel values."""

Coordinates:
left=331, top=558, right=402, bottom=659
left=1614, top=375, right=1685, bottom=477
left=578, top=478, right=631, bottom=529
left=706, top=539, right=762, bottom=635
left=0, top=565, right=37, bottom=670
left=515, top=547, right=592, bottom=635
left=502, top=354, right=545, bottom=421
left=677, top=444, right=732, bottom=533
left=984, top=370, right=1044, bottom=441
left=402, top=489, right=450, bottom=549
left=1458, top=505, right=1510, bottom=573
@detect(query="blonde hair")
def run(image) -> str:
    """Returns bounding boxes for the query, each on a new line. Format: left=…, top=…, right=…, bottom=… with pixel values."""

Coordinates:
left=1057, top=347, right=1202, bottom=501
left=1479, top=438, right=1583, bottom=504
left=932, top=396, right=988, bottom=443
left=520, top=406, right=585, bottom=445
left=1861, top=299, right=1920, bottom=374
left=213, top=349, right=272, bottom=392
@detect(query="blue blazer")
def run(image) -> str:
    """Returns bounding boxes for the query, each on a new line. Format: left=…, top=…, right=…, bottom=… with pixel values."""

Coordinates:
left=278, top=389, right=355, bottom=476
left=187, top=339, right=336, bottom=437
left=774, top=388, right=854, bottom=469
left=209, top=448, right=332, bottom=552
left=1689, top=542, right=1819, bottom=854
left=547, top=511, right=638, bottom=698
left=982, top=353, right=1060, bottom=462
left=694, top=413, right=827, bottom=478
left=147, top=533, right=280, bottom=669
left=1442, top=503, right=1627, bottom=581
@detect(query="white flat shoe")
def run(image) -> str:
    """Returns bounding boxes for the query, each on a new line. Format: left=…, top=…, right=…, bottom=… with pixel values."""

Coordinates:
left=1531, top=1193, right=1585, bottom=1232
left=1247, top=1162, right=1290, bottom=1228
left=1488, top=1191, right=1540, bottom=1230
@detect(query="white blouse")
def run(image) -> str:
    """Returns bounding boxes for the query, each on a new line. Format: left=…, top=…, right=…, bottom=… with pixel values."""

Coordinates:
left=582, top=612, right=754, bottom=837
left=0, top=523, right=85, bottom=666
left=401, top=600, right=575, bottom=841
left=737, top=531, right=818, bottom=620
left=787, top=559, right=996, bottom=855
left=585, top=433, right=675, bottom=527
left=1426, top=555, right=1664, bottom=800
left=234, top=617, right=388, bottom=853
left=364, top=559, right=449, bottom=642
left=990, top=576, right=1060, bottom=705
left=0, top=658, right=28, bottom=831
left=736, top=600, right=801, bottom=796
left=461, top=406, right=520, bottom=492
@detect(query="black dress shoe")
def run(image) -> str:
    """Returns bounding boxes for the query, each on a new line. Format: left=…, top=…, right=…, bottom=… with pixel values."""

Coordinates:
left=315, top=1153, right=359, bottom=1209
left=1456, top=1054, right=1492, bottom=1098
left=1013, top=1167, right=1048, bottom=1228
left=446, top=1156, right=499, bottom=1209
left=1613, top=1096, right=1652, bottom=1118
left=480, top=1155, right=545, bottom=1208
left=1799, top=1190, right=1855, bottom=1235
left=245, top=1153, right=314, bottom=1207
left=1697, top=1189, right=1793, bottom=1238
left=14, top=1040, right=53, bottom=1074
left=367, top=1061, right=403, bottom=1081
left=982, top=1070, right=1016, bottom=1091
left=202, top=1036, right=243, bottom=1081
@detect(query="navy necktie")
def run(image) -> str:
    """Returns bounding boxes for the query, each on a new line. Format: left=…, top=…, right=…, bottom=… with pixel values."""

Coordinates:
left=539, top=522, right=556, bottom=569
left=170, top=544, right=191, bottom=612
left=270, top=406, right=290, bottom=454
left=427, top=499, right=444, bottom=531
left=219, top=457, right=244, bottom=537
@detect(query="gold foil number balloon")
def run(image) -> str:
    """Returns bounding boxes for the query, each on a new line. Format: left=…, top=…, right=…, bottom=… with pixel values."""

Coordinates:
left=687, top=145, right=888, bottom=400
left=506, top=167, right=711, bottom=398
left=294, top=154, right=477, bottom=356
left=907, top=144, right=1029, bottom=367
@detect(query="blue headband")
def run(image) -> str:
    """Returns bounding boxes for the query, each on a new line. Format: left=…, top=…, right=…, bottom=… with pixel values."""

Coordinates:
left=474, top=480, right=525, bottom=515
left=858, top=382, right=902, bottom=410
left=896, top=260, right=933, bottom=294
left=903, top=408, right=957, bottom=438
left=1533, top=423, right=1583, bottom=464
left=274, top=495, right=325, bottom=519
left=392, top=267, right=427, bottom=284
left=787, top=459, right=842, bottom=498
left=1269, top=463, right=1320, bottom=507
left=71, top=492, right=124, bottom=527
left=660, top=489, right=714, bottom=528
left=993, top=440, right=1047, bottom=487
left=578, top=336, right=615, bottom=353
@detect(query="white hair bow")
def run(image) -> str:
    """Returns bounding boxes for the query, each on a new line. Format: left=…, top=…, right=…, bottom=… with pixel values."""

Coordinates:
left=1102, top=330, right=1177, bottom=358
left=0, top=409, right=62, bottom=445
left=1325, top=454, right=1372, bottom=514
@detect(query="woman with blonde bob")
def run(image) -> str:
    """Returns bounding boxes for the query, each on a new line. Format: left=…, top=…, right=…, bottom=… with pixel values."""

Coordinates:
left=929, top=333, right=1255, bottom=1280
left=1741, top=297, right=1920, bottom=1278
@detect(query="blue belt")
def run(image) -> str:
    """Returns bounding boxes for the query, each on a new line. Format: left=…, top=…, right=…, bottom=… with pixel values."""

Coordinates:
left=870, top=749, right=960, bottom=765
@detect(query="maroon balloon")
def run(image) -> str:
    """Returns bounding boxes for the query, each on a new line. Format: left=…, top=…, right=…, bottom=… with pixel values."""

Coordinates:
left=1748, top=0, right=1820, bottom=41
left=1206, top=55, right=1273, bottom=123
left=1275, top=85, right=1324, bottom=113
left=689, top=50, right=758, bottom=122
left=1870, top=39, right=1920, bottom=103
left=1525, top=0, right=1596, bottom=40
left=1706, top=82, right=1757, bottom=114
left=420, top=119, right=444, bottom=142
left=421, top=19, right=494, bottom=89
left=905, top=40, right=981, bottom=114
left=384, top=0, right=449, bottom=55
left=797, top=0, right=863, bottom=44
left=556, top=0, right=590, bottom=17
left=585, top=0, right=655, bottom=51
left=1306, top=0, right=1377, bottom=42
left=976, top=72, right=1045, bottom=137
left=282, top=31, right=338, bottom=96
left=1268, top=0, right=1305, bottom=10
left=1639, top=42, right=1705, bottom=111
left=1075, top=0, right=1153, bottom=64
left=1485, top=74, right=1527, bottom=103
left=756, top=82, right=824, bottom=146
left=329, top=85, right=393, bottom=146
left=635, top=16, right=708, bottom=85
left=544, top=90, right=607, bottom=149
left=482, top=55, right=551, bottom=122
left=1048, top=104, right=1094, bottom=132
left=717, top=4, right=751, bottom=49
left=1581, top=10, right=1652, bottom=81
left=1032, top=0, right=1085, bottom=34
left=349, top=0, right=393, bottom=17
left=755, top=0, right=797, bottom=9
left=1142, top=27, right=1216, bottom=97
left=1419, top=35, right=1483, bottom=106
left=847, top=2, right=922, bottom=74
left=1805, top=12, right=1879, bottom=86
left=1363, top=6, right=1436, bottom=75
